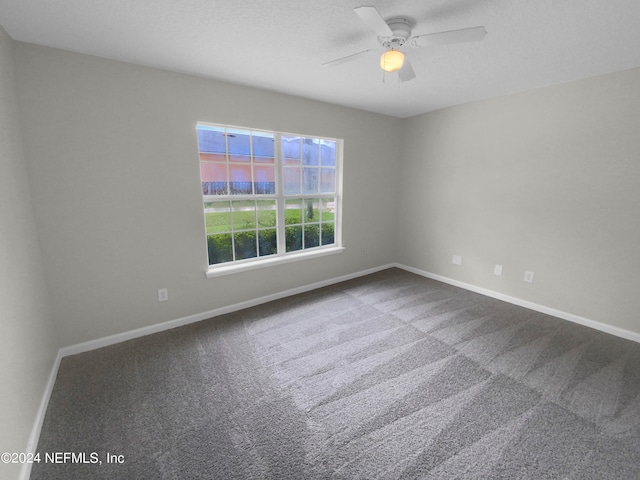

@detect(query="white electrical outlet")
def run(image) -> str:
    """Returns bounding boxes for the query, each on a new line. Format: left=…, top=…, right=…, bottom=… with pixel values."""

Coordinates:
left=158, top=288, right=169, bottom=302
left=452, top=255, right=463, bottom=266
left=494, top=264, right=503, bottom=276
left=524, top=271, right=535, bottom=283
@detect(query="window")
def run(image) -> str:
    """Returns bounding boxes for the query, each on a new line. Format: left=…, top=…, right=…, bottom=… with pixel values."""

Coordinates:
left=197, top=123, right=342, bottom=274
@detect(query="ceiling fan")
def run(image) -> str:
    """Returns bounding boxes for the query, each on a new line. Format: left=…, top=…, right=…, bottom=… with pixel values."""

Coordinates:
left=323, top=6, right=487, bottom=82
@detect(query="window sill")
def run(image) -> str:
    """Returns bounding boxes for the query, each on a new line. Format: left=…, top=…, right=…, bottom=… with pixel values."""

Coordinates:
left=205, top=246, right=345, bottom=278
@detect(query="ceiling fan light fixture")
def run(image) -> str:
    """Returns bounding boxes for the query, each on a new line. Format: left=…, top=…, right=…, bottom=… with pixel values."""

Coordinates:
left=380, top=49, right=404, bottom=72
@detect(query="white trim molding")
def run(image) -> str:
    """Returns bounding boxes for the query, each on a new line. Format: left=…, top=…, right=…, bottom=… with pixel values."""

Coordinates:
left=61, top=263, right=392, bottom=358
left=19, top=350, right=64, bottom=480
left=394, top=263, right=640, bottom=345
left=206, top=246, right=345, bottom=278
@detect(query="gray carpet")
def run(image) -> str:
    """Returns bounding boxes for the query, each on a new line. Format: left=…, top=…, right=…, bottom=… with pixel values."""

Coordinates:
left=31, top=268, right=640, bottom=479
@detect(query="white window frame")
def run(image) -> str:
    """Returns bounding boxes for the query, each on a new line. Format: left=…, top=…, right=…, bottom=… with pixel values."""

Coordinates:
left=197, top=122, right=344, bottom=278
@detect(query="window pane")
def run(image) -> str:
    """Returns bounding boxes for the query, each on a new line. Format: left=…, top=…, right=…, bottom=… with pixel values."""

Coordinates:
left=283, top=166, right=301, bottom=194
left=232, top=201, right=256, bottom=230
left=229, top=164, right=252, bottom=194
left=234, top=232, right=257, bottom=260
left=285, top=225, right=303, bottom=252
left=320, top=140, right=336, bottom=166
left=207, top=233, right=233, bottom=265
left=197, top=125, right=226, bottom=162
left=302, top=168, right=318, bottom=194
left=201, top=163, right=228, bottom=195
left=283, top=136, right=301, bottom=164
left=256, top=200, right=276, bottom=228
left=254, top=165, right=275, bottom=194
left=304, top=198, right=320, bottom=223
left=320, top=168, right=335, bottom=193
left=200, top=162, right=226, bottom=183
left=205, top=201, right=232, bottom=234
left=253, top=131, right=275, bottom=163
left=320, top=198, right=335, bottom=222
left=227, top=129, right=251, bottom=162
left=258, top=229, right=277, bottom=257
left=304, top=224, right=320, bottom=248
left=321, top=223, right=335, bottom=245
left=302, top=138, right=318, bottom=165
left=285, top=199, right=303, bottom=225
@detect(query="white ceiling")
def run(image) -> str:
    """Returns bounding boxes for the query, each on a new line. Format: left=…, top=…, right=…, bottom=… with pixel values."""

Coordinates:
left=1, top=0, right=640, bottom=118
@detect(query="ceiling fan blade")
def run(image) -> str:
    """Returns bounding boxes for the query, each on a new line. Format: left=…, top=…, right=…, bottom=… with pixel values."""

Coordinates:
left=398, top=58, right=416, bottom=82
left=322, top=49, right=376, bottom=67
left=410, top=26, right=487, bottom=48
left=354, top=6, right=393, bottom=37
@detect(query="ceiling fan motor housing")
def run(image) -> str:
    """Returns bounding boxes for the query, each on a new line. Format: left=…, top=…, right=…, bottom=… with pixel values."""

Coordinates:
left=380, top=18, right=412, bottom=48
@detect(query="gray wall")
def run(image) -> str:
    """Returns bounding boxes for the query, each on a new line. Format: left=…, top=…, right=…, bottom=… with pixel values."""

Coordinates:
left=0, top=28, right=58, bottom=479
left=398, top=67, right=640, bottom=334
left=14, top=42, right=402, bottom=348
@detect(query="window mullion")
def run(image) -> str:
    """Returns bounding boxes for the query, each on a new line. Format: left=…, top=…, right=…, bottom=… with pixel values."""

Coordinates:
left=224, top=127, right=230, bottom=196
left=229, top=199, right=237, bottom=262
left=274, top=133, right=286, bottom=254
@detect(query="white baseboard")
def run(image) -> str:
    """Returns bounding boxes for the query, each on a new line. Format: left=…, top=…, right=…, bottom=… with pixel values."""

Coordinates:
left=394, top=263, right=640, bottom=344
left=19, top=349, right=63, bottom=480
left=60, top=261, right=640, bottom=357
left=59, top=263, right=395, bottom=358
